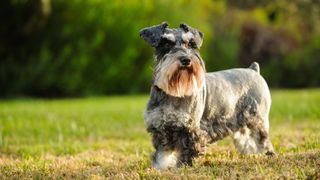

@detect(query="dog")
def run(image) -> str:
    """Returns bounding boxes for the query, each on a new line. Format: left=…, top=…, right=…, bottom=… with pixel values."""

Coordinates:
left=140, top=22, right=275, bottom=170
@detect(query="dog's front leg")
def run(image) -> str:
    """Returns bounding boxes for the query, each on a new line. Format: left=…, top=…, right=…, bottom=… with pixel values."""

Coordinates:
left=150, top=128, right=180, bottom=170
left=178, top=127, right=208, bottom=166
left=149, top=125, right=207, bottom=169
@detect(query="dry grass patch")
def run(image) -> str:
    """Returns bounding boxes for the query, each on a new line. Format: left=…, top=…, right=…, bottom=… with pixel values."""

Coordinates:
left=0, top=90, right=319, bottom=178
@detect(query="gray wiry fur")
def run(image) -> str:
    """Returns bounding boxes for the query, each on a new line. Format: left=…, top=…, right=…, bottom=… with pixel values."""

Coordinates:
left=141, top=23, right=274, bottom=170
left=140, top=22, right=168, bottom=47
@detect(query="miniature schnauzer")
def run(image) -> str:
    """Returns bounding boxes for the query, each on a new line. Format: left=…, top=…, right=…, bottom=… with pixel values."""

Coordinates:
left=140, top=22, right=274, bottom=170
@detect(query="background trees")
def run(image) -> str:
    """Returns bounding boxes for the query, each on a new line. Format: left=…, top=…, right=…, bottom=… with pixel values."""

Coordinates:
left=1, top=0, right=319, bottom=97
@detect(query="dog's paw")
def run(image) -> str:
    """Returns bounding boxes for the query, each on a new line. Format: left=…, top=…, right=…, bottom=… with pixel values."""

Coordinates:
left=265, top=151, right=276, bottom=157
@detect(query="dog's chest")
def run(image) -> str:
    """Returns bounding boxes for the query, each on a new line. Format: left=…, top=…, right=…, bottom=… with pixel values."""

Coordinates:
left=144, top=89, right=206, bottom=128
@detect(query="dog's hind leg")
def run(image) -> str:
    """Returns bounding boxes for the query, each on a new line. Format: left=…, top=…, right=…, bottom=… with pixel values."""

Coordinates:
left=253, top=116, right=275, bottom=155
left=233, top=116, right=274, bottom=155
left=233, top=95, right=274, bottom=155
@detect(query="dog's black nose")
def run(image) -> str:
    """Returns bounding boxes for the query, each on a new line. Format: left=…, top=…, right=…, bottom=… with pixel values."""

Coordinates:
left=179, top=57, right=191, bottom=66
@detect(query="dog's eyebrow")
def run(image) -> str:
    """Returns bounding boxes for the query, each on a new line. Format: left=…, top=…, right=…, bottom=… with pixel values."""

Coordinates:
left=181, top=32, right=193, bottom=42
left=161, top=33, right=176, bottom=42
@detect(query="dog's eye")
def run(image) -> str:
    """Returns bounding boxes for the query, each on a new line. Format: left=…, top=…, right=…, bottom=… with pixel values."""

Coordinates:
left=188, top=40, right=197, bottom=49
left=159, top=38, right=175, bottom=49
left=164, top=42, right=173, bottom=49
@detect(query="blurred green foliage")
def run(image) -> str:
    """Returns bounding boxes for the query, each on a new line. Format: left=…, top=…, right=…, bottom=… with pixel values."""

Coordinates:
left=0, top=0, right=319, bottom=97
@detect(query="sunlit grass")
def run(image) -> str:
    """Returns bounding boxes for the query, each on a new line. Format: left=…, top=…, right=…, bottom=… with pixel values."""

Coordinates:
left=0, top=90, right=319, bottom=178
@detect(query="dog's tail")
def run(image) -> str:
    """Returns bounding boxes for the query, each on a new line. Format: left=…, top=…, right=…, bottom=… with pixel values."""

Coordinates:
left=249, top=62, right=260, bottom=73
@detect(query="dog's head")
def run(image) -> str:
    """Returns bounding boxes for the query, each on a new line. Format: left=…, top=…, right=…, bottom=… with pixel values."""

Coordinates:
left=140, top=22, right=205, bottom=97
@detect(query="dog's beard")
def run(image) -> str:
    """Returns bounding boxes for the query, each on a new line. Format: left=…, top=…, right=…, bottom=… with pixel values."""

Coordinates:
left=154, top=57, right=204, bottom=97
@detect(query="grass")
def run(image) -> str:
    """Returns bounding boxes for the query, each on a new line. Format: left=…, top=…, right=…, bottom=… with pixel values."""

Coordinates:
left=0, top=89, right=320, bottom=179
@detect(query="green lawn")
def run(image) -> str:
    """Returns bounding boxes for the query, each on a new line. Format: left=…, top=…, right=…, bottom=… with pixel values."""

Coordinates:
left=0, top=89, right=320, bottom=178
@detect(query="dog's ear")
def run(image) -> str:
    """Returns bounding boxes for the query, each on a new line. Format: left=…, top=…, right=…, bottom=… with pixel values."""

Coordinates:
left=140, top=22, right=168, bottom=47
left=180, top=23, right=204, bottom=48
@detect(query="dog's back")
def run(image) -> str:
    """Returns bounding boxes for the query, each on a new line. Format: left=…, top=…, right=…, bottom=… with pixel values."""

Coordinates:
left=204, top=63, right=270, bottom=116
